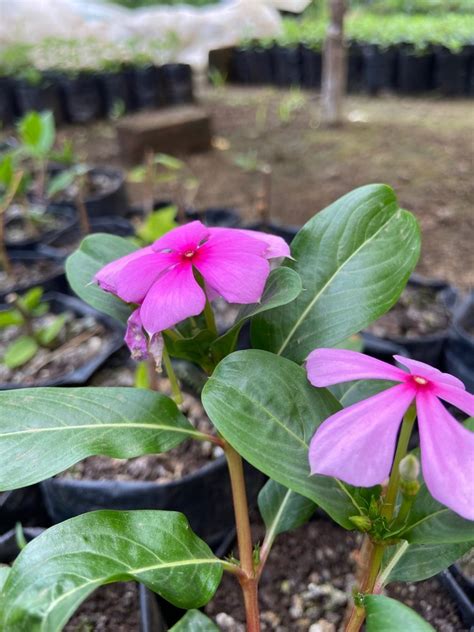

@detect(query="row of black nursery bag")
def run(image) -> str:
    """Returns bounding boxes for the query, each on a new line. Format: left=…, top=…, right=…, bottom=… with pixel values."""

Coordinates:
left=227, top=42, right=474, bottom=96
left=0, top=62, right=193, bottom=127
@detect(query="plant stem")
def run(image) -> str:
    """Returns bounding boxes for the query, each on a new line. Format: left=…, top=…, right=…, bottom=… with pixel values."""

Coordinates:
left=162, top=345, right=183, bottom=405
left=0, top=170, right=24, bottom=277
left=203, top=298, right=217, bottom=336
left=146, top=357, right=159, bottom=391
left=76, top=186, right=90, bottom=236
left=224, top=442, right=260, bottom=632
left=345, top=405, right=417, bottom=632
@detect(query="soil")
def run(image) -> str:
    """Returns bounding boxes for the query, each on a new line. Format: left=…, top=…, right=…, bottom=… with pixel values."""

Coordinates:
left=0, top=311, right=110, bottom=386
left=206, top=518, right=466, bottom=632
left=64, top=582, right=140, bottom=632
left=0, top=259, right=63, bottom=295
left=58, top=169, right=119, bottom=203
left=60, top=361, right=222, bottom=483
left=366, top=284, right=452, bottom=338
left=5, top=204, right=70, bottom=246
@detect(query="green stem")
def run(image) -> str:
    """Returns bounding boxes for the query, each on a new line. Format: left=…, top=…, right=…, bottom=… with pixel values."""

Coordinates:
left=162, top=344, right=183, bottom=405
left=382, top=404, right=417, bottom=520
left=203, top=298, right=217, bottom=336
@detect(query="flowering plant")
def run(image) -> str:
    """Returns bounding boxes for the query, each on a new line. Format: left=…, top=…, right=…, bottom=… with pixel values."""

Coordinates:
left=0, top=184, right=472, bottom=631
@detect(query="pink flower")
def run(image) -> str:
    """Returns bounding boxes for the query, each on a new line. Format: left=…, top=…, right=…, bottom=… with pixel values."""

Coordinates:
left=95, top=221, right=289, bottom=335
left=306, top=349, right=474, bottom=520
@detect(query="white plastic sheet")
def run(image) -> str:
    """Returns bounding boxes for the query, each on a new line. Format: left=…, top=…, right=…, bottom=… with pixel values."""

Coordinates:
left=0, top=0, right=311, bottom=69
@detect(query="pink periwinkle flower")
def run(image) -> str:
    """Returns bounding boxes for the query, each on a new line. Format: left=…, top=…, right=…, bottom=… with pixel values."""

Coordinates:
left=306, top=349, right=474, bottom=520
left=95, top=221, right=290, bottom=335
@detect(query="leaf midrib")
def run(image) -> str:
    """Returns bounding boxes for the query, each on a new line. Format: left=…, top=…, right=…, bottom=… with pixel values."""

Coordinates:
left=277, top=207, right=401, bottom=355
left=0, top=423, right=200, bottom=439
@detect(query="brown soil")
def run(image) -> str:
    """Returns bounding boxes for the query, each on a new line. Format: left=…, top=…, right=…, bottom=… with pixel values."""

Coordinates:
left=64, top=582, right=139, bottom=632
left=367, top=283, right=452, bottom=338
left=5, top=205, right=70, bottom=246
left=60, top=362, right=222, bottom=483
left=0, top=312, right=111, bottom=386
left=50, top=87, right=473, bottom=290
left=206, top=518, right=465, bottom=632
left=0, top=259, right=63, bottom=295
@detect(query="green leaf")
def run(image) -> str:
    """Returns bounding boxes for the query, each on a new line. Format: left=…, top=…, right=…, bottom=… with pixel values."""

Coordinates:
left=154, top=153, right=185, bottom=170
left=36, top=314, right=66, bottom=346
left=3, top=335, right=38, bottom=368
left=18, top=111, right=55, bottom=157
left=134, top=361, right=150, bottom=388
left=20, top=286, right=43, bottom=311
left=0, top=154, right=14, bottom=188
left=0, top=387, right=197, bottom=490
left=169, top=610, right=219, bottom=631
left=364, top=595, right=435, bottom=632
left=330, top=379, right=396, bottom=408
left=65, top=233, right=137, bottom=323
left=0, top=510, right=222, bottom=631
left=0, top=309, right=23, bottom=328
left=211, top=267, right=303, bottom=362
left=251, top=184, right=421, bottom=363
left=258, top=479, right=315, bottom=539
left=382, top=540, right=473, bottom=584
left=202, top=350, right=359, bottom=528
left=46, top=168, right=77, bottom=199
left=135, top=206, right=178, bottom=244
left=0, top=566, right=10, bottom=592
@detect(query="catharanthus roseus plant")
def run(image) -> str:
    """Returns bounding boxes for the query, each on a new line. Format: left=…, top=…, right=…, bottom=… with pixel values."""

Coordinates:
left=0, top=184, right=472, bottom=632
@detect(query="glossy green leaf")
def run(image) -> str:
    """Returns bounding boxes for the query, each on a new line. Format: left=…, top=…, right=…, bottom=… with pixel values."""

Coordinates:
left=211, top=267, right=302, bottom=361
left=169, top=610, right=219, bottom=631
left=258, top=479, right=315, bottom=539
left=3, top=335, right=38, bottom=368
left=19, top=286, right=43, bottom=311
left=364, top=595, right=435, bottom=632
left=382, top=540, right=473, bottom=584
left=36, top=314, right=66, bottom=346
left=0, top=510, right=222, bottom=631
left=202, top=350, right=359, bottom=528
left=330, top=379, right=396, bottom=407
left=0, top=309, right=23, bottom=328
left=251, top=184, right=420, bottom=363
left=18, top=111, right=55, bottom=157
left=0, top=566, right=10, bottom=591
left=66, top=233, right=137, bottom=323
left=0, top=387, right=197, bottom=490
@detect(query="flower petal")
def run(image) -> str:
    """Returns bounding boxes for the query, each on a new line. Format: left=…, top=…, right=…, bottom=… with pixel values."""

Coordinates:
left=432, top=382, right=474, bottom=417
left=124, top=308, right=148, bottom=361
left=394, top=355, right=465, bottom=389
left=115, top=252, right=179, bottom=304
left=139, top=262, right=206, bottom=334
left=193, top=231, right=270, bottom=304
left=306, top=349, right=407, bottom=387
left=209, top=227, right=291, bottom=259
left=152, top=220, right=209, bottom=254
left=94, top=245, right=155, bottom=294
left=416, top=391, right=474, bottom=520
left=309, top=384, right=415, bottom=486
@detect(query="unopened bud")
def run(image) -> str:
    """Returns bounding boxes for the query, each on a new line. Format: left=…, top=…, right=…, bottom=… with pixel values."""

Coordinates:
left=349, top=515, right=372, bottom=532
left=399, top=455, right=420, bottom=497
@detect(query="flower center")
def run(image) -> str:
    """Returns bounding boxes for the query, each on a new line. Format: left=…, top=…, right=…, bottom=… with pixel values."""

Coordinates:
left=183, top=250, right=195, bottom=259
left=413, top=376, right=428, bottom=385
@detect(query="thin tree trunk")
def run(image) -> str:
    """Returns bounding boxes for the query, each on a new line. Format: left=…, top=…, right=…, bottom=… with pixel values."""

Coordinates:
left=321, top=0, right=347, bottom=127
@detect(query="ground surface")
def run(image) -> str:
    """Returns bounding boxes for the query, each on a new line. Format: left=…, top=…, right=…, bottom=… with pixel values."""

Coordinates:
left=53, top=85, right=474, bottom=289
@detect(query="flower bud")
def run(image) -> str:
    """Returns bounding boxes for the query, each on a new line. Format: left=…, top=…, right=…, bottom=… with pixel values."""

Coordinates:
left=399, top=454, right=420, bottom=497
left=349, top=515, right=372, bottom=532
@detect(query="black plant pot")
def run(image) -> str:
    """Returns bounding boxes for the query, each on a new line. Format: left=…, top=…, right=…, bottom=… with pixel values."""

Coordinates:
left=434, top=46, right=471, bottom=97
left=98, top=70, right=132, bottom=116
left=161, top=63, right=194, bottom=105
left=361, top=333, right=410, bottom=364
left=271, top=45, right=301, bottom=87
left=14, top=76, right=64, bottom=124
left=362, top=44, right=398, bottom=95
left=363, top=275, right=459, bottom=368
left=58, top=72, right=104, bottom=124
left=5, top=204, right=77, bottom=252
left=439, top=565, right=474, bottom=628
left=397, top=46, right=434, bottom=94
left=230, top=47, right=254, bottom=84
left=186, top=207, right=241, bottom=228
left=0, top=251, right=66, bottom=304
left=126, top=65, right=162, bottom=110
left=0, top=486, right=50, bottom=535
left=347, top=43, right=364, bottom=93
left=235, top=47, right=274, bottom=85
left=300, top=44, right=322, bottom=89
left=466, top=45, right=474, bottom=96
left=0, top=77, right=16, bottom=127
left=444, top=293, right=474, bottom=392
left=0, top=292, right=124, bottom=389
left=41, top=457, right=265, bottom=549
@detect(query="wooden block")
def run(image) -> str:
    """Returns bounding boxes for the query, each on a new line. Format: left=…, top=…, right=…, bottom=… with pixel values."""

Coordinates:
left=116, top=106, right=212, bottom=164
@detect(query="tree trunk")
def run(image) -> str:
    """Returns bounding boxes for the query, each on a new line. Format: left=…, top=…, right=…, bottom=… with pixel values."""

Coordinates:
left=321, top=0, right=347, bottom=127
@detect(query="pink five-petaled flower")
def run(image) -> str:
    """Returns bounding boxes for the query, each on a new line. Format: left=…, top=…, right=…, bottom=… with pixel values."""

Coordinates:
left=95, top=220, right=290, bottom=336
left=306, top=349, right=474, bottom=520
